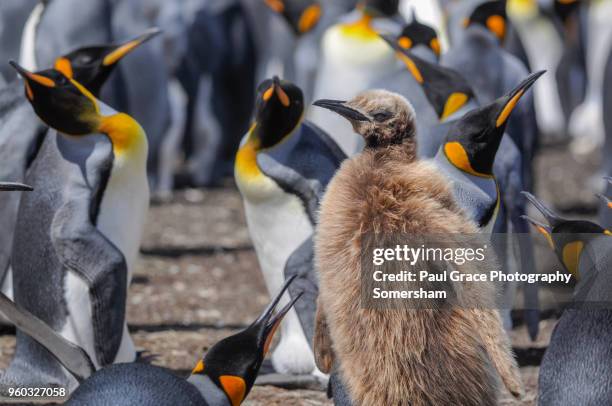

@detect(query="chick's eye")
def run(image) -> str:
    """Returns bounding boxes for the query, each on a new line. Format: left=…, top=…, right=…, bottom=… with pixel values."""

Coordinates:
left=372, top=111, right=391, bottom=122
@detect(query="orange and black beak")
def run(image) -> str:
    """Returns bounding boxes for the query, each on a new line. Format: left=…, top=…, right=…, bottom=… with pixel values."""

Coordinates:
left=0, top=182, right=33, bottom=191
left=194, top=276, right=302, bottom=406
left=101, top=28, right=161, bottom=67
left=313, top=99, right=371, bottom=122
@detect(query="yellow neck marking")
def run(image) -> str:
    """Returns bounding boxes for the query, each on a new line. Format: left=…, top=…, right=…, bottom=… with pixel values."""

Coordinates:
left=340, top=13, right=378, bottom=40
left=444, top=141, right=492, bottom=178
left=98, top=113, right=146, bottom=157
left=562, top=241, right=583, bottom=279
left=396, top=52, right=423, bottom=83
left=441, top=93, right=468, bottom=121
left=235, top=126, right=263, bottom=180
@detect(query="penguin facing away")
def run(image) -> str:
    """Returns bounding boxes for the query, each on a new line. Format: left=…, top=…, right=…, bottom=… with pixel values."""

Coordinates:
left=2, top=63, right=149, bottom=391
left=0, top=271, right=301, bottom=405
left=263, top=0, right=323, bottom=36
left=394, top=9, right=441, bottom=62
left=522, top=192, right=612, bottom=406
left=0, top=30, right=161, bottom=299
left=235, top=77, right=346, bottom=376
left=312, top=89, right=523, bottom=405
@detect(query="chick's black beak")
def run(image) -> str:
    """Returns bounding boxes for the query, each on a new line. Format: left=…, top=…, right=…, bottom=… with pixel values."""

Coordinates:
left=102, top=27, right=162, bottom=66
left=0, top=182, right=33, bottom=191
left=313, top=99, right=371, bottom=122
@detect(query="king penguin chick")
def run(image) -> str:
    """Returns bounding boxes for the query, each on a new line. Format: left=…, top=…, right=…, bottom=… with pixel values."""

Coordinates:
left=312, top=89, right=523, bottom=405
left=0, top=30, right=160, bottom=299
left=1, top=63, right=149, bottom=392
left=522, top=192, right=612, bottom=406
left=235, top=77, right=346, bottom=377
left=308, top=0, right=404, bottom=155
left=0, top=272, right=301, bottom=405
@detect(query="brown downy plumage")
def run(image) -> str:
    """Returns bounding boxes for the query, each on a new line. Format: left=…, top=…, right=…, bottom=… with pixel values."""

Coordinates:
left=312, top=90, right=523, bottom=405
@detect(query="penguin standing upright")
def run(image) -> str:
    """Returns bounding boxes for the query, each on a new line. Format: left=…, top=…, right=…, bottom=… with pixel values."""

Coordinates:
left=442, top=0, right=539, bottom=193
left=431, top=70, right=544, bottom=337
left=2, top=63, right=149, bottom=391
left=27, top=0, right=171, bottom=190
left=235, top=77, right=346, bottom=377
left=0, top=31, right=161, bottom=301
left=312, top=89, right=523, bottom=405
left=308, top=0, right=404, bottom=155
left=522, top=192, right=612, bottom=406
left=0, top=270, right=301, bottom=405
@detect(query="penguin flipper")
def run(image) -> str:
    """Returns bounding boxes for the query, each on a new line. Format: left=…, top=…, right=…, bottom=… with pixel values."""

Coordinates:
left=51, top=200, right=128, bottom=367
left=0, top=292, right=94, bottom=381
left=257, top=122, right=347, bottom=223
left=284, top=237, right=317, bottom=346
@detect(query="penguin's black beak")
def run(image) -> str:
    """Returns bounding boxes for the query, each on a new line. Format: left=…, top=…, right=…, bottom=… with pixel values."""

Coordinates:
left=596, top=193, right=612, bottom=209
left=521, top=191, right=562, bottom=228
left=251, top=275, right=302, bottom=356
left=0, top=182, right=33, bottom=191
left=493, top=70, right=545, bottom=128
left=313, top=99, right=371, bottom=122
left=102, top=27, right=162, bottom=66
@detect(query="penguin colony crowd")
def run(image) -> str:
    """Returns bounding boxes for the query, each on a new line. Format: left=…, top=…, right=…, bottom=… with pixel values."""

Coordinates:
left=0, top=0, right=609, bottom=405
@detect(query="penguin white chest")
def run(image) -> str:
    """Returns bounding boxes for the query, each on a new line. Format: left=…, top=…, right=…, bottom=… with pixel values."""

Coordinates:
left=240, top=176, right=313, bottom=293
left=96, top=155, right=150, bottom=276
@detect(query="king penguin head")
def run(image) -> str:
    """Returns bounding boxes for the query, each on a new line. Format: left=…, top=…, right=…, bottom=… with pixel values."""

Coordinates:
left=11, top=62, right=101, bottom=136
left=522, top=191, right=612, bottom=279
left=190, top=276, right=301, bottom=406
left=442, top=70, right=544, bottom=177
left=264, top=0, right=323, bottom=35
left=252, top=76, right=304, bottom=149
left=464, top=0, right=508, bottom=42
left=314, top=90, right=416, bottom=148
left=52, top=28, right=161, bottom=97
left=380, top=36, right=475, bottom=121
left=395, top=10, right=441, bottom=59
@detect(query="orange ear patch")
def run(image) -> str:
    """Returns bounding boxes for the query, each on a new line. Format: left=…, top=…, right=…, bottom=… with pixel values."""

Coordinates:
left=486, top=15, right=506, bottom=40
left=298, top=4, right=322, bottom=33
left=265, top=0, right=285, bottom=13
left=54, top=58, right=73, bottom=79
left=397, top=36, right=412, bottom=49
left=444, top=141, right=492, bottom=178
left=276, top=87, right=291, bottom=107
left=441, top=92, right=468, bottom=120
left=220, top=375, right=247, bottom=406
left=263, top=86, right=274, bottom=101
left=562, top=241, right=583, bottom=279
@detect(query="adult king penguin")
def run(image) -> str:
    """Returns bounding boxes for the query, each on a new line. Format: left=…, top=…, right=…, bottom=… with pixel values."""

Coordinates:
left=0, top=272, right=300, bottom=404
left=235, top=77, right=345, bottom=377
left=522, top=192, right=612, bottom=406
left=2, top=62, right=149, bottom=391
left=442, top=0, right=539, bottom=194
left=308, top=0, right=404, bottom=155
left=0, top=30, right=160, bottom=300
left=432, top=70, right=544, bottom=338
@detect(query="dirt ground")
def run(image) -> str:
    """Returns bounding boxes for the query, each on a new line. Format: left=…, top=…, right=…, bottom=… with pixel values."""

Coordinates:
left=0, top=143, right=601, bottom=405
